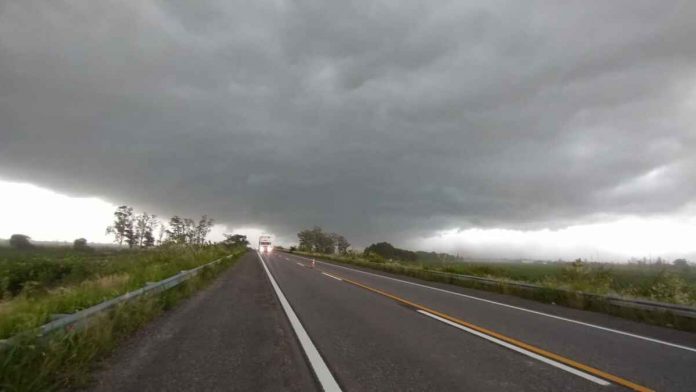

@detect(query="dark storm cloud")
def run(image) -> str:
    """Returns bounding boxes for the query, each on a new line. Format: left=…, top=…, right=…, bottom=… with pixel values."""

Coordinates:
left=1, top=0, right=695, bottom=245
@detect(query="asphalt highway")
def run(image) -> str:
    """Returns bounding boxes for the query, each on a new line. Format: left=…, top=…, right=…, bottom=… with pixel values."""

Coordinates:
left=268, top=251, right=696, bottom=391
left=89, top=250, right=696, bottom=391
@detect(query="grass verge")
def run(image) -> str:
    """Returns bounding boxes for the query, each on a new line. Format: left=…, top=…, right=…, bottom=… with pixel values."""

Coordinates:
left=291, top=251, right=696, bottom=332
left=0, top=247, right=247, bottom=392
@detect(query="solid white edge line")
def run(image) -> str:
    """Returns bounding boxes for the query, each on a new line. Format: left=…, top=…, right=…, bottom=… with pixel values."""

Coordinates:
left=322, top=272, right=343, bottom=281
left=287, top=254, right=696, bottom=353
left=416, top=310, right=611, bottom=386
left=257, top=252, right=342, bottom=392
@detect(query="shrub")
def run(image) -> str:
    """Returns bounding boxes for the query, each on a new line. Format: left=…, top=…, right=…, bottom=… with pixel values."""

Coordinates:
left=543, top=259, right=613, bottom=294
left=635, top=270, right=691, bottom=304
left=364, top=251, right=387, bottom=264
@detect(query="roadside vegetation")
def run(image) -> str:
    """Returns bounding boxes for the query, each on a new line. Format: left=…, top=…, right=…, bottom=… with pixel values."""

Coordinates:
left=0, top=245, right=236, bottom=339
left=0, top=245, right=246, bottom=391
left=0, top=205, right=251, bottom=391
left=291, top=229, right=696, bottom=330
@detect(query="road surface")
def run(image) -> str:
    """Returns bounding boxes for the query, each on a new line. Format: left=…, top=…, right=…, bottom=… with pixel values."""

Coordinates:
left=267, top=251, right=696, bottom=391
left=90, top=250, right=696, bottom=391
left=89, top=252, right=317, bottom=392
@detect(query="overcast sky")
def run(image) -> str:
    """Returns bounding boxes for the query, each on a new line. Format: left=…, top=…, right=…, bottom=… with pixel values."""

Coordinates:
left=1, top=1, right=695, bottom=260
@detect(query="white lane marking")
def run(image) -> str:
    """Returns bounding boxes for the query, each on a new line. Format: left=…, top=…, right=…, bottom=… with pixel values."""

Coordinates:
left=322, top=272, right=343, bottom=281
left=417, top=310, right=611, bottom=386
left=297, top=262, right=307, bottom=267
left=287, top=254, right=696, bottom=353
left=257, top=252, right=342, bottom=392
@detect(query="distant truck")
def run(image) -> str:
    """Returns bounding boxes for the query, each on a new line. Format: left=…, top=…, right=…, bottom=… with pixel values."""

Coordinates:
left=258, top=235, right=273, bottom=253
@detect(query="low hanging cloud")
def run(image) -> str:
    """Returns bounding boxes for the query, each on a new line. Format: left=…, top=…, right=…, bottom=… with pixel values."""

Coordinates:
left=1, top=1, right=695, bottom=248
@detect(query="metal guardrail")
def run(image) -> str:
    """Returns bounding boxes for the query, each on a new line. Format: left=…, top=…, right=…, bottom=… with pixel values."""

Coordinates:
left=0, top=253, right=237, bottom=349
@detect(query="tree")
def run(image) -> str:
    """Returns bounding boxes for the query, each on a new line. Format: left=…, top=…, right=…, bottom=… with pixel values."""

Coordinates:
left=182, top=218, right=195, bottom=244
left=73, top=238, right=92, bottom=251
left=157, top=223, right=166, bottom=245
left=134, top=213, right=157, bottom=248
left=222, top=234, right=248, bottom=248
left=364, top=242, right=417, bottom=261
left=166, top=216, right=187, bottom=244
left=297, top=227, right=347, bottom=254
left=165, top=215, right=214, bottom=245
left=298, top=226, right=327, bottom=252
left=194, top=215, right=214, bottom=245
left=106, top=206, right=134, bottom=246
left=143, top=227, right=156, bottom=248
left=144, top=214, right=157, bottom=247
left=317, top=231, right=335, bottom=254
left=297, top=228, right=315, bottom=251
left=124, top=216, right=136, bottom=249
left=9, top=234, right=33, bottom=249
left=674, top=259, right=689, bottom=268
left=332, top=233, right=350, bottom=254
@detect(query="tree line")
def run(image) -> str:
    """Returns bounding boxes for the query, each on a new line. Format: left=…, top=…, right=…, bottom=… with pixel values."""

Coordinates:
left=292, top=231, right=461, bottom=264
left=6, top=206, right=248, bottom=251
left=106, top=205, right=215, bottom=248
left=364, top=242, right=418, bottom=262
left=296, top=226, right=350, bottom=254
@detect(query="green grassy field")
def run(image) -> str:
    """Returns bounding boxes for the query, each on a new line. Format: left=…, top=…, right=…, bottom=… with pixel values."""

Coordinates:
left=0, top=244, right=247, bottom=391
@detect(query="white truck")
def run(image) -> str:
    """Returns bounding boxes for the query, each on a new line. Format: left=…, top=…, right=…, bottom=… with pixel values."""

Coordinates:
left=258, top=235, right=273, bottom=253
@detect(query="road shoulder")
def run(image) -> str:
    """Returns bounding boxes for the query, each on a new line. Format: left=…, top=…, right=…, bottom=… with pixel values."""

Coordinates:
left=88, top=252, right=318, bottom=392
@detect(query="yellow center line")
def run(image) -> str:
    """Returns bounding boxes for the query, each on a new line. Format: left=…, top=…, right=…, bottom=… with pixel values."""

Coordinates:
left=315, top=267, right=653, bottom=392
